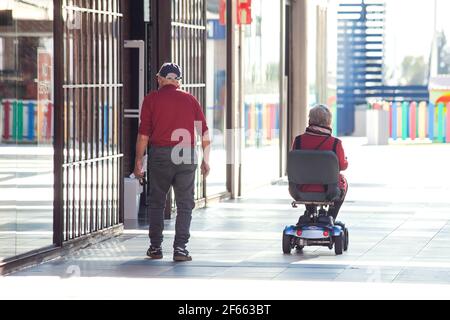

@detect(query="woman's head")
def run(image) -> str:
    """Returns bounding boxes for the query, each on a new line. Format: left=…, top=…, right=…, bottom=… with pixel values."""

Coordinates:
left=309, top=104, right=332, bottom=128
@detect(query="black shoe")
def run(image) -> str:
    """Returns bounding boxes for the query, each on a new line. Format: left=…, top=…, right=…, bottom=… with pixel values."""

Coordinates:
left=173, top=247, right=192, bottom=262
left=147, top=246, right=163, bottom=259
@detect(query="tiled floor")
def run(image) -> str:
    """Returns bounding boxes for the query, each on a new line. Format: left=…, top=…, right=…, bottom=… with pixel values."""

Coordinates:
left=3, top=138, right=450, bottom=298
left=0, top=146, right=54, bottom=259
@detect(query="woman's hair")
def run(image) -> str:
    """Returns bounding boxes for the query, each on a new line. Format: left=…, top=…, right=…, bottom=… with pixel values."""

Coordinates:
left=309, top=104, right=332, bottom=127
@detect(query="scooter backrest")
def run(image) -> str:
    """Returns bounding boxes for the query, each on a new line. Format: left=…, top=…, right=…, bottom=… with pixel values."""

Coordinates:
left=287, top=150, right=339, bottom=185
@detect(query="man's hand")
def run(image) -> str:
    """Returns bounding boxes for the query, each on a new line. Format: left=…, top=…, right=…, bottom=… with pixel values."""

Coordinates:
left=134, top=158, right=145, bottom=179
left=134, top=134, right=149, bottom=179
left=201, top=160, right=210, bottom=178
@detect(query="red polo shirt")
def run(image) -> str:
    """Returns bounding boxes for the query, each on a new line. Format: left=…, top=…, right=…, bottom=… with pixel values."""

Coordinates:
left=138, top=85, right=209, bottom=147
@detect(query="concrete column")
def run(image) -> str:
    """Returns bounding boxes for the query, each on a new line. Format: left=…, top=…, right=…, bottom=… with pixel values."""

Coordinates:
left=316, top=5, right=328, bottom=105
left=291, top=0, right=309, bottom=137
left=226, top=0, right=241, bottom=199
left=280, top=0, right=288, bottom=176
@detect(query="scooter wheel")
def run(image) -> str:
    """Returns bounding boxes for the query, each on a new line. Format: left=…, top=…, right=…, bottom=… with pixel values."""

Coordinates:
left=344, top=228, right=349, bottom=252
left=283, top=231, right=293, bottom=254
left=334, top=234, right=344, bottom=255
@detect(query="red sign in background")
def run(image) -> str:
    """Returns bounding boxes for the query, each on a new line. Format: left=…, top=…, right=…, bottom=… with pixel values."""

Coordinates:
left=219, top=0, right=226, bottom=25
left=219, top=0, right=253, bottom=25
left=237, top=0, right=252, bottom=25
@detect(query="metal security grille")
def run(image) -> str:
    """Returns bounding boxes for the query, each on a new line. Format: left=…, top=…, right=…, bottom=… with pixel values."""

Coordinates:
left=61, top=0, right=123, bottom=241
left=171, top=0, right=207, bottom=200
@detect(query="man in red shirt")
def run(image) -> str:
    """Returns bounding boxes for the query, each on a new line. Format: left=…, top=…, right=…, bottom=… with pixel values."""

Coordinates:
left=134, top=63, right=210, bottom=262
left=291, top=104, right=348, bottom=222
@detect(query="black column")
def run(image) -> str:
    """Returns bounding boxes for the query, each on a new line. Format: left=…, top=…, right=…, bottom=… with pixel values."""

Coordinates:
left=53, top=0, right=64, bottom=247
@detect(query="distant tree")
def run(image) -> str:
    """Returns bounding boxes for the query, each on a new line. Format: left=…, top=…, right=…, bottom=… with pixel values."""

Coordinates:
left=437, top=31, right=450, bottom=75
left=400, top=56, right=428, bottom=85
left=383, top=65, right=396, bottom=85
left=207, top=0, right=220, bottom=13
left=265, top=62, right=279, bottom=83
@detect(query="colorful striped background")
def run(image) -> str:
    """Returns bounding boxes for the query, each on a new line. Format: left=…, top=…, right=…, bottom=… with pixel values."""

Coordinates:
left=244, top=103, right=280, bottom=147
left=1, top=99, right=53, bottom=144
left=367, top=101, right=450, bottom=143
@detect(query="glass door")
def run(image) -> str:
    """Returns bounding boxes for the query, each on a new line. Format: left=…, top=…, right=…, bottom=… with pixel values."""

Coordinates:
left=0, top=0, right=54, bottom=260
left=206, top=0, right=228, bottom=196
left=241, top=0, right=282, bottom=192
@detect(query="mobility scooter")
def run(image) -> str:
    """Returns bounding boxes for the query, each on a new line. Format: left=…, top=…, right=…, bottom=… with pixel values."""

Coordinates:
left=283, top=150, right=349, bottom=255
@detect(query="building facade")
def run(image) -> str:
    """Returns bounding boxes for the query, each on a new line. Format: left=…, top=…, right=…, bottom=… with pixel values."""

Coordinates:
left=0, top=0, right=310, bottom=274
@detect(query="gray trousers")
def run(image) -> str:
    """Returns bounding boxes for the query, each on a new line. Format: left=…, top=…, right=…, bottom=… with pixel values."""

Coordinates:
left=148, top=147, right=197, bottom=249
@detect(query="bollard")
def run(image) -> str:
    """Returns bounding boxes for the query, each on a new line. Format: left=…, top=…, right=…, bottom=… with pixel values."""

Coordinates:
left=12, top=101, right=18, bottom=140
left=2, top=100, right=11, bottom=140
left=244, top=103, right=249, bottom=134
left=27, top=102, right=35, bottom=141
left=388, top=102, right=392, bottom=138
left=366, top=107, right=390, bottom=145
left=391, top=102, right=397, bottom=140
left=418, top=102, right=427, bottom=140
left=269, top=104, right=278, bottom=140
left=270, top=104, right=279, bottom=139
left=12, top=100, right=16, bottom=140
left=402, top=102, right=408, bottom=140
left=249, top=103, right=255, bottom=145
left=256, top=103, right=263, bottom=147
left=17, top=100, right=24, bottom=141
left=275, top=103, right=280, bottom=132
left=249, top=103, right=254, bottom=144
left=262, top=104, right=267, bottom=142
left=263, top=104, right=269, bottom=141
left=269, top=104, right=273, bottom=141
left=438, top=103, right=445, bottom=142
left=37, top=102, right=45, bottom=142
left=428, top=103, right=435, bottom=141
left=268, top=104, right=275, bottom=140
left=447, top=103, right=450, bottom=143
left=45, top=102, right=53, bottom=141
left=396, top=102, right=402, bottom=139
left=409, top=101, right=417, bottom=140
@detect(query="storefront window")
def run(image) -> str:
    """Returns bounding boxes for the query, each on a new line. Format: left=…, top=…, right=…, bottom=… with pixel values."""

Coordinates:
left=206, top=0, right=227, bottom=196
left=242, top=0, right=281, bottom=191
left=0, top=0, right=54, bottom=260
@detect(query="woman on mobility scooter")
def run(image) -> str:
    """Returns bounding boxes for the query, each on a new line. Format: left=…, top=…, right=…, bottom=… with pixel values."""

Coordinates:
left=283, top=104, right=349, bottom=255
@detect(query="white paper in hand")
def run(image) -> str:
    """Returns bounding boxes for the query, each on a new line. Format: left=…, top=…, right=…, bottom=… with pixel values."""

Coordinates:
left=142, top=155, right=148, bottom=173
left=129, top=155, right=148, bottom=179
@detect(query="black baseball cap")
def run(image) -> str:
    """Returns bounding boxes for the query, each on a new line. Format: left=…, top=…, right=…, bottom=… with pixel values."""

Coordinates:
left=157, top=63, right=183, bottom=80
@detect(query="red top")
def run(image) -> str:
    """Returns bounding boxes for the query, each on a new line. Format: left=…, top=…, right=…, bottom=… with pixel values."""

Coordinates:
left=292, top=131, right=348, bottom=192
left=138, top=85, right=209, bottom=147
